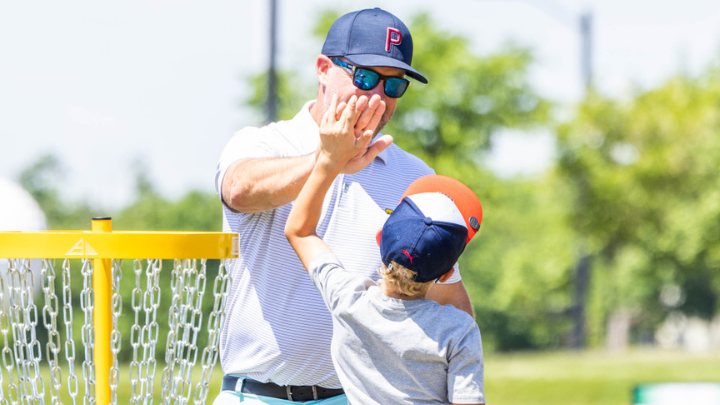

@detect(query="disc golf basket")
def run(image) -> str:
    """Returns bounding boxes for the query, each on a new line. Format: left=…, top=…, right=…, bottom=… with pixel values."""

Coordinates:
left=0, top=218, right=237, bottom=404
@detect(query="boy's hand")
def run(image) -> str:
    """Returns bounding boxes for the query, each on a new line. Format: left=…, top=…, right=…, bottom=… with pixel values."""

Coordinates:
left=341, top=133, right=393, bottom=174
left=329, top=95, right=393, bottom=174
left=319, top=94, right=374, bottom=169
left=340, top=94, right=386, bottom=140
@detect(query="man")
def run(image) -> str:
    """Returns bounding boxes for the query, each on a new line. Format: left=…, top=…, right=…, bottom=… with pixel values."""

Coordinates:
left=214, top=8, right=476, bottom=404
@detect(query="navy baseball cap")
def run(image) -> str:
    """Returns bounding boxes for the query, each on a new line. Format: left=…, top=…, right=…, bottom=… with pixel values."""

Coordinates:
left=321, top=8, right=428, bottom=84
left=378, top=175, right=483, bottom=283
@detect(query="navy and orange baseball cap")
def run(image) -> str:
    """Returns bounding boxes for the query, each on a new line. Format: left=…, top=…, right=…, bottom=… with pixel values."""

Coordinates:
left=321, top=8, right=428, bottom=84
left=377, top=175, right=483, bottom=282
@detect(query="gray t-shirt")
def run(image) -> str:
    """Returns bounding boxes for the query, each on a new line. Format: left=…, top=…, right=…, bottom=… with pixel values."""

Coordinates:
left=309, top=252, right=485, bottom=405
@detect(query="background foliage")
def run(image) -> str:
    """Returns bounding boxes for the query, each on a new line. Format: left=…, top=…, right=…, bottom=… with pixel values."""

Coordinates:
left=557, top=71, right=720, bottom=344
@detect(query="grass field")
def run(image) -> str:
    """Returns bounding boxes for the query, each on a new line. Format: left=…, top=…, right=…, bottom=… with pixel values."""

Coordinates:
left=23, top=348, right=720, bottom=403
left=485, top=348, right=720, bottom=405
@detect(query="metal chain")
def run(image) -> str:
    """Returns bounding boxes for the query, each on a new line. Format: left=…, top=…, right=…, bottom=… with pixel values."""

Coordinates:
left=144, top=259, right=161, bottom=404
left=42, top=259, right=62, bottom=405
left=161, top=260, right=182, bottom=404
left=129, top=259, right=143, bottom=405
left=0, top=259, right=17, bottom=405
left=0, top=261, right=6, bottom=405
left=80, top=259, right=96, bottom=405
left=62, top=259, right=79, bottom=405
left=109, top=260, right=123, bottom=405
left=138, top=261, right=149, bottom=405
left=8, top=259, right=45, bottom=404
left=193, top=259, right=231, bottom=405
left=183, top=259, right=206, bottom=405
left=125, top=258, right=164, bottom=405
left=27, top=260, right=45, bottom=403
left=0, top=253, right=229, bottom=405
left=7, top=259, right=25, bottom=403
left=161, top=259, right=183, bottom=403
left=139, top=259, right=161, bottom=405
left=161, top=259, right=207, bottom=405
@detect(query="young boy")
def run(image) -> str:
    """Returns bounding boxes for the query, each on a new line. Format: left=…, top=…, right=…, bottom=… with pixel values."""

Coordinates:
left=285, top=95, right=485, bottom=405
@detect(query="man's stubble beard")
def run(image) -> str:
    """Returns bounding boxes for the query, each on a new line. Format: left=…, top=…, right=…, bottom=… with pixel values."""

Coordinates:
left=375, top=108, right=394, bottom=137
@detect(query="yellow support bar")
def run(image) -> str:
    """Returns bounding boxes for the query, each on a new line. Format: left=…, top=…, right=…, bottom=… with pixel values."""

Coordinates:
left=0, top=230, right=238, bottom=259
left=92, top=218, right=112, bottom=405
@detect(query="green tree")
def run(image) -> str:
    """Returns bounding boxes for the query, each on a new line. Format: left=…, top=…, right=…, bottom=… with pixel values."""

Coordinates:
left=385, top=15, right=550, bottom=169
left=18, top=154, right=98, bottom=229
left=557, top=70, right=720, bottom=344
left=114, top=163, right=222, bottom=232
left=458, top=169, right=577, bottom=351
left=246, top=70, right=314, bottom=123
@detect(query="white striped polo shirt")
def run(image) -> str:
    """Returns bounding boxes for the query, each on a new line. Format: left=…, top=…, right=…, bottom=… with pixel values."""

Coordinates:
left=215, top=101, right=462, bottom=388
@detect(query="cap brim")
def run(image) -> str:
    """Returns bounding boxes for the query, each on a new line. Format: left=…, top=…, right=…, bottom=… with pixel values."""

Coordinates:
left=344, top=54, right=428, bottom=84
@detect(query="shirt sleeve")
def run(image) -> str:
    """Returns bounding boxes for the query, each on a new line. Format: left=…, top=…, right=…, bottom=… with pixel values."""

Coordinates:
left=447, top=322, right=485, bottom=404
left=214, top=126, right=282, bottom=198
left=439, top=262, right=462, bottom=284
left=308, top=252, right=375, bottom=313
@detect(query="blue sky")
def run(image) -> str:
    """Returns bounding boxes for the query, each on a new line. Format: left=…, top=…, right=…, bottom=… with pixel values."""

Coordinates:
left=2, top=0, right=719, bottom=209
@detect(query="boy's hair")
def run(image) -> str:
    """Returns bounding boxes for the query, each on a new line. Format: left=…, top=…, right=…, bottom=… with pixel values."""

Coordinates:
left=378, top=261, right=434, bottom=297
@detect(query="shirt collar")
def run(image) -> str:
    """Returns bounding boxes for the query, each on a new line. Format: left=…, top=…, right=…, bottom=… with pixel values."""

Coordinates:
left=298, top=100, right=389, bottom=165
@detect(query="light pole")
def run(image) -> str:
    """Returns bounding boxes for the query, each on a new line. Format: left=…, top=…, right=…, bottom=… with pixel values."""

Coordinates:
left=266, top=0, right=278, bottom=124
left=526, top=2, right=594, bottom=349
left=522, top=1, right=595, bottom=349
left=512, top=0, right=594, bottom=92
left=579, top=9, right=593, bottom=91
left=571, top=9, right=593, bottom=349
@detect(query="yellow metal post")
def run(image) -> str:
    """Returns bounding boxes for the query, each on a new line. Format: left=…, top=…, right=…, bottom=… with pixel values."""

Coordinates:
left=92, top=217, right=112, bottom=405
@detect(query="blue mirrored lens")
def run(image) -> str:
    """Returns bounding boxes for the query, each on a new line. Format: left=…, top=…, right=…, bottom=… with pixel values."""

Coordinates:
left=354, top=68, right=380, bottom=91
left=385, top=78, right=409, bottom=98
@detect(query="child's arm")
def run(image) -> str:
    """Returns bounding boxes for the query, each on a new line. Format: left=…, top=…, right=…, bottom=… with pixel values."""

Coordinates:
left=284, top=94, right=392, bottom=271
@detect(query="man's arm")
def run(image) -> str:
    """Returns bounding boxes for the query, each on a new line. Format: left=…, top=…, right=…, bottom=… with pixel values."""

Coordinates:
left=222, top=95, right=388, bottom=214
left=222, top=154, right=316, bottom=214
left=426, top=281, right=474, bottom=318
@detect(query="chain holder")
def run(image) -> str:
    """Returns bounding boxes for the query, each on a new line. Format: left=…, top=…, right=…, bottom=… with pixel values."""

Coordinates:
left=0, top=218, right=237, bottom=404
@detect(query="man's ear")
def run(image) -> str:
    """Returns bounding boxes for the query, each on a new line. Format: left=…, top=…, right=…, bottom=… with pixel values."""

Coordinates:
left=316, top=55, right=332, bottom=85
left=437, top=268, right=455, bottom=283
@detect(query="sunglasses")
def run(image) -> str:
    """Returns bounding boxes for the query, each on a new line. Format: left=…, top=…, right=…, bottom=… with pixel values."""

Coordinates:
left=331, top=58, right=411, bottom=98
